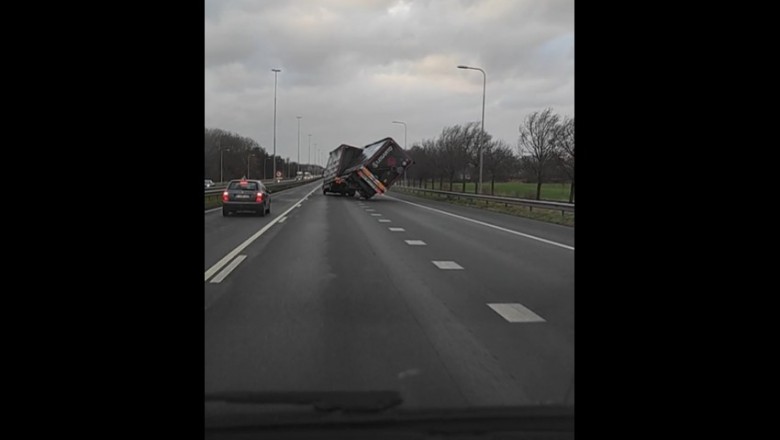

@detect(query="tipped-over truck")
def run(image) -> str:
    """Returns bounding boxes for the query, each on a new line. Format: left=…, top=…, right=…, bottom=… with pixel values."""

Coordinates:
left=322, top=137, right=413, bottom=199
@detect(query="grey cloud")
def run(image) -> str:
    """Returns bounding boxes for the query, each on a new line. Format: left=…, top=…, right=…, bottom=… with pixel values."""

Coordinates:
left=206, top=0, right=573, bottom=159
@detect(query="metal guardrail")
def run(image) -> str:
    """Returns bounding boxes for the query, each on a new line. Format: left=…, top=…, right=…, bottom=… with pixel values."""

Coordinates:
left=392, top=186, right=575, bottom=213
left=205, top=179, right=285, bottom=191
left=205, top=178, right=322, bottom=206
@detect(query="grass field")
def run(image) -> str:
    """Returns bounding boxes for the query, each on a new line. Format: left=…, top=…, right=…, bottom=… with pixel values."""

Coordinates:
left=409, top=180, right=573, bottom=202
left=392, top=185, right=575, bottom=227
left=205, top=194, right=222, bottom=210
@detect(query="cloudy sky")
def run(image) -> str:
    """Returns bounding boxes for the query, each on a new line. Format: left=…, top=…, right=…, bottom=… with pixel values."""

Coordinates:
left=205, top=0, right=573, bottom=165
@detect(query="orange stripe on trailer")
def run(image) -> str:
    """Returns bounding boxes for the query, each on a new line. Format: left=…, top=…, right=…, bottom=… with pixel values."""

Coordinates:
left=361, top=167, right=386, bottom=193
left=357, top=169, right=381, bottom=194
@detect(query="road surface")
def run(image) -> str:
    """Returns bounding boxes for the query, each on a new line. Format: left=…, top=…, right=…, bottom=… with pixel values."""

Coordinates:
left=205, top=181, right=574, bottom=409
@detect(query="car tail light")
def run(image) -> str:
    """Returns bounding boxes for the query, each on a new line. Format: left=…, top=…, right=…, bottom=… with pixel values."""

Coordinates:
left=222, top=191, right=229, bottom=202
left=256, top=192, right=264, bottom=202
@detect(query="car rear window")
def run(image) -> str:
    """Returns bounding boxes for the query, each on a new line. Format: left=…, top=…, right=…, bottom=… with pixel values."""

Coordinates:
left=228, top=181, right=260, bottom=190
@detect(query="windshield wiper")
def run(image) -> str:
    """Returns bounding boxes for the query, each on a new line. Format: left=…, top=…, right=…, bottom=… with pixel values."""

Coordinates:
left=205, top=390, right=403, bottom=413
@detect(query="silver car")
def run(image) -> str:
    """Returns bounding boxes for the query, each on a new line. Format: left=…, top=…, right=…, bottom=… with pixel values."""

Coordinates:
left=221, top=179, right=271, bottom=217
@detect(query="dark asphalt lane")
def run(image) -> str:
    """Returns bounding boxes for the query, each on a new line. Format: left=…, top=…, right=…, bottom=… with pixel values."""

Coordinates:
left=204, top=181, right=322, bottom=271
left=204, top=187, right=574, bottom=410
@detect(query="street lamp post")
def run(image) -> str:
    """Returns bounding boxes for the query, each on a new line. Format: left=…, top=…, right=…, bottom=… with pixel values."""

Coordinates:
left=271, top=68, right=281, bottom=180
left=391, top=120, right=407, bottom=149
left=457, top=65, right=486, bottom=194
left=296, top=116, right=302, bottom=175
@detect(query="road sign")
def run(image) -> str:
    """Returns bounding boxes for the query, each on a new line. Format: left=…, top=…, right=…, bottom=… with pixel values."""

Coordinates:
left=276, top=171, right=282, bottom=178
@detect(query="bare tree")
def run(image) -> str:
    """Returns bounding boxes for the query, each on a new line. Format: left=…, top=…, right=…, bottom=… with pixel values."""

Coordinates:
left=459, top=121, right=484, bottom=193
left=437, top=124, right=472, bottom=191
left=205, top=127, right=267, bottom=181
left=518, top=108, right=561, bottom=200
left=421, top=138, right=439, bottom=189
left=483, top=140, right=518, bottom=195
left=406, top=144, right=429, bottom=187
left=554, top=116, right=574, bottom=203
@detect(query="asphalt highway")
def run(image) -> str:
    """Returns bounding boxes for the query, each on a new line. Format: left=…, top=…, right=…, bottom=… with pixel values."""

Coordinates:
left=205, top=181, right=574, bottom=410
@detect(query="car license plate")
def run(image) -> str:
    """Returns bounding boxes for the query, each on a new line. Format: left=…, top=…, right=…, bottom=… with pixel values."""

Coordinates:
left=236, top=194, right=250, bottom=199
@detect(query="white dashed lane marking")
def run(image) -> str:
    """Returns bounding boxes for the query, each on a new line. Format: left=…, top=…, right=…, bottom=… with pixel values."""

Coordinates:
left=487, top=303, right=546, bottom=323
left=405, top=240, right=427, bottom=246
left=432, top=261, right=463, bottom=270
left=388, top=228, right=405, bottom=232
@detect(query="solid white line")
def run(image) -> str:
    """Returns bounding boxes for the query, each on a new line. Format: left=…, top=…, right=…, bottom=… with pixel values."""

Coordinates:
left=296, top=204, right=302, bottom=208
left=204, top=184, right=321, bottom=282
left=385, top=195, right=574, bottom=251
left=432, top=260, right=463, bottom=270
left=209, top=255, right=247, bottom=284
left=487, top=303, right=546, bottom=323
left=405, top=240, right=427, bottom=246
left=389, top=227, right=405, bottom=232
left=278, top=216, right=287, bottom=223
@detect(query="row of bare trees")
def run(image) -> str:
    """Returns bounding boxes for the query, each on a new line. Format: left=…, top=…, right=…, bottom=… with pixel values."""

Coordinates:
left=518, top=108, right=575, bottom=202
left=205, top=128, right=322, bottom=181
left=404, top=108, right=574, bottom=202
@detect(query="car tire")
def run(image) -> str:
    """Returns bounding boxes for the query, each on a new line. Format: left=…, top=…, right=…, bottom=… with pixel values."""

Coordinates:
left=222, top=207, right=230, bottom=216
left=266, top=203, right=271, bottom=214
left=259, top=206, right=266, bottom=217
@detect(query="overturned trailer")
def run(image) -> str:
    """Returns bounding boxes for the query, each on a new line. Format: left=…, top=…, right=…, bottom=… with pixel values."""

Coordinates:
left=322, top=144, right=363, bottom=196
left=323, top=137, right=413, bottom=199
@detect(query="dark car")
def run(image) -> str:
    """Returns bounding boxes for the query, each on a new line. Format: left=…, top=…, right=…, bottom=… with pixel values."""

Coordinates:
left=222, top=178, right=271, bottom=217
